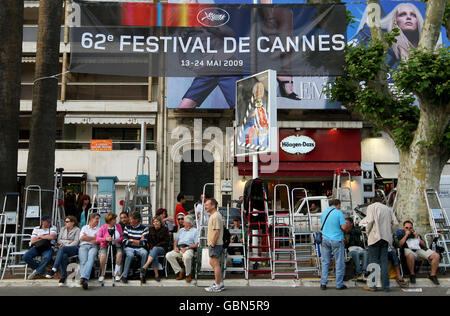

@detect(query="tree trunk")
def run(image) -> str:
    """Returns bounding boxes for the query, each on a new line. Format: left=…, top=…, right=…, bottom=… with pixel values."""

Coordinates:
left=395, top=101, right=450, bottom=235
left=0, top=1, right=23, bottom=203
left=25, top=0, right=63, bottom=215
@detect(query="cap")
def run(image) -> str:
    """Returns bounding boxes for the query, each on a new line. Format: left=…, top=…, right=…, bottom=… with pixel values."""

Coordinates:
left=42, top=215, right=52, bottom=222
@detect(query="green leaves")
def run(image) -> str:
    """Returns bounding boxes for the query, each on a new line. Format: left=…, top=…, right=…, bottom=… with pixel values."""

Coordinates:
left=394, top=47, right=450, bottom=107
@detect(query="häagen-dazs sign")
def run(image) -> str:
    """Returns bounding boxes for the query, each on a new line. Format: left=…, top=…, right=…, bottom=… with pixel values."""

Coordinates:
left=281, top=135, right=316, bottom=154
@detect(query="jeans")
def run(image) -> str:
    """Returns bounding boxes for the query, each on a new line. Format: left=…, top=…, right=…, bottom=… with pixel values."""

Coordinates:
left=122, top=247, right=148, bottom=277
left=320, top=238, right=345, bottom=288
left=349, top=249, right=369, bottom=275
left=78, top=244, right=98, bottom=280
left=23, top=247, right=54, bottom=275
left=368, top=239, right=389, bottom=291
left=53, top=246, right=79, bottom=279
left=148, top=247, right=166, bottom=268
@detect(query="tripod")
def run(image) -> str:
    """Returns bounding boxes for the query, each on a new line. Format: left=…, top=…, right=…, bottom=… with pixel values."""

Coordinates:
left=101, top=227, right=116, bottom=287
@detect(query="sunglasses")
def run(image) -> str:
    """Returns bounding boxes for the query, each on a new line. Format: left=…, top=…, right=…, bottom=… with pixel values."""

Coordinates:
left=65, top=220, right=71, bottom=223
left=177, top=218, right=184, bottom=221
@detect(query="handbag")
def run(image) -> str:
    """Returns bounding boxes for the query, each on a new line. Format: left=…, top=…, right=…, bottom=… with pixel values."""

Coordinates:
left=314, top=207, right=336, bottom=245
left=33, top=239, right=52, bottom=253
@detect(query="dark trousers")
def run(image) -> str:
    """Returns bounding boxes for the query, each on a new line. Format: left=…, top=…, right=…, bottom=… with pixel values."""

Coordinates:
left=368, top=239, right=389, bottom=290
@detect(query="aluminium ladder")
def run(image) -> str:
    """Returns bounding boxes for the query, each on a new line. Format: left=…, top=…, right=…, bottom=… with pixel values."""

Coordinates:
left=224, top=204, right=247, bottom=275
left=134, top=156, right=152, bottom=226
left=245, top=179, right=272, bottom=280
left=292, top=188, right=321, bottom=276
left=424, top=188, right=450, bottom=271
left=271, top=184, right=298, bottom=280
left=0, top=193, right=20, bottom=273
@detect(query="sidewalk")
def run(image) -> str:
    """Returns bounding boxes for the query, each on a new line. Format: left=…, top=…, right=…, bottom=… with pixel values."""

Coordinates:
left=0, top=277, right=448, bottom=288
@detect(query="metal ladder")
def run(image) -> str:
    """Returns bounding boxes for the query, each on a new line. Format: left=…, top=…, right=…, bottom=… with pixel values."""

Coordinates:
left=1, top=186, right=43, bottom=280
left=332, top=169, right=354, bottom=218
left=133, top=156, right=152, bottom=226
left=224, top=203, right=247, bottom=275
left=424, top=188, right=450, bottom=271
left=271, top=184, right=298, bottom=280
left=52, top=168, right=66, bottom=233
left=245, top=179, right=272, bottom=279
left=292, top=188, right=321, bottom=276
left=195, top=183, right=227, bottom=283
left=0, top=193, right=20, bottom=273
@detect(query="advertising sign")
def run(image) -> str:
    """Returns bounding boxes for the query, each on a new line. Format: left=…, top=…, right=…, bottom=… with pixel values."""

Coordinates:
left=90, top=139, right=113, bottom=151
left=235, top=70, right=277, bottom=157
left=69, top=1, right=346, bottom=78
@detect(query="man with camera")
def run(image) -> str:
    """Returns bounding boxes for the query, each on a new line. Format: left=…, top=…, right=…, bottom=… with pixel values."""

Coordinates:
left=396, top=220, right=440, bottom=285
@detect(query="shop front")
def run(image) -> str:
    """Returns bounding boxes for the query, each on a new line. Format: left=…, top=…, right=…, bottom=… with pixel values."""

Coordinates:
left=237, top=128, right=362, bottom=211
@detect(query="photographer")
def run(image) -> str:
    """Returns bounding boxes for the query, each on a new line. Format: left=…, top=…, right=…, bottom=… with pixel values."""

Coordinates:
left=396, top=221, right=440, bottom=285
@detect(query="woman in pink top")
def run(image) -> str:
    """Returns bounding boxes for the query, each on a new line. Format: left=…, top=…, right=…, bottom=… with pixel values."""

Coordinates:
left=97, top=213, right=123, bottom=282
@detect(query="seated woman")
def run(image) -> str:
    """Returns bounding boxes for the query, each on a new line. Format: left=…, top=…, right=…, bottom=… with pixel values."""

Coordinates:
left=45, top=216, right=81, bottom=285
left=96, top=213, right=123, bottom=282
left=141, top=216, right=170, bottom=283
left=155, top=208, right=175, bottom=232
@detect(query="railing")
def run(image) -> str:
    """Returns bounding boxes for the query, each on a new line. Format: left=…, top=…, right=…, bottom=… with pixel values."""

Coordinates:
left=18, top=140, right=156, bottom=150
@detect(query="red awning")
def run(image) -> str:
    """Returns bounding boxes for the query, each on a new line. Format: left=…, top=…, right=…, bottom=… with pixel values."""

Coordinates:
left=237, top=162, right=362, bottom=177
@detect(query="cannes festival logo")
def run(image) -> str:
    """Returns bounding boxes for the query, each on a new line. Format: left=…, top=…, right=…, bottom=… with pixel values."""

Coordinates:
left=197, top=8, right=230, bottom=27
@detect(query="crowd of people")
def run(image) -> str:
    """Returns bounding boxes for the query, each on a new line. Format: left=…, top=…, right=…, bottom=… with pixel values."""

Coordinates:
left=22, top=195, right=226, bottom=292
left=320, top=197, right=441, bottom=292
left=22, top=191, right=442, bottom=292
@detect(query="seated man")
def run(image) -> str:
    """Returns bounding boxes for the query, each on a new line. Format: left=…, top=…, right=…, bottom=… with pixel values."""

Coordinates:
left=344, top=217, right=368, bottom=280
left=228, top=216, right=245, bottom=255
left=310, top=202, right=320, bottom=214
left=121, top=211, right=149, bottom=283
left=119, top=211, right=129, bottom=231
left=166, top=216, right=198, bottom=283
left=23, top=215, right=58, bottom=280
left=396, top=220, right=440, bottom=285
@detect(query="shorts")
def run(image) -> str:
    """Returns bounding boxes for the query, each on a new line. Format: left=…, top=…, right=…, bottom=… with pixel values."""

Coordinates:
left=99, top=245, right=123, bottom=256
left=404, top=248, right=435, bottom=260
left=208, top=245, right=224, bottom=258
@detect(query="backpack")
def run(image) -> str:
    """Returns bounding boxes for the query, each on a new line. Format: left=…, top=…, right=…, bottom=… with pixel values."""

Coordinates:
left=223, top=225, right=231, bottom=248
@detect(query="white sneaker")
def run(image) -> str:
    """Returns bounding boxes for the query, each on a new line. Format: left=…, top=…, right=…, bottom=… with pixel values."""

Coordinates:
left=28, top=270, right=38, bottom=280
left=115, top=275, right=121, bottom=282
left=205, top=283, right=224, bottom=293
left=98, top=276, right=105, bottom=282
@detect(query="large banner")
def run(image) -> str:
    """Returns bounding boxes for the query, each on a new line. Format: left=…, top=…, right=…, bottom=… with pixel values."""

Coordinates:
left=69, top=1, right=346, bottom=78
left=167, top=0, right=448, bottom=109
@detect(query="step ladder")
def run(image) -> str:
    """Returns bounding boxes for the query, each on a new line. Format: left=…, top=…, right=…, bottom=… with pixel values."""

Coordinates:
left=195, top=183, right=227, bottom=283
left=133, top=156, right=152, bottom=226
left=291, top=188, right=321, bottom=276
left=271, top=184, right=298, bottom=280
left=245, top=179, right=272, bottom=279
left=332, top=169, right=354, bottom=218
left=0, top=193, right=20, bottom=272
left=1, top=186, right=43, bottom=280
left=52, top=168, right=66, bottom=232
left=424, top=188, right=450, bottom=271
left=224, top=204, right=247, bottom=275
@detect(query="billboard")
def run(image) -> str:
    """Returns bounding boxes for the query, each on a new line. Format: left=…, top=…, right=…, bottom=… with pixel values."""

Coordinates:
left=235, top=70, right=277, bottom=156
left=69, top=1, right=346, bottom=78
left=167, top=0, right=448, bottom=109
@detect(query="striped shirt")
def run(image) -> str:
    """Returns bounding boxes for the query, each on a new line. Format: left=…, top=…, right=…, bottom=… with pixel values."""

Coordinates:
left=123, top=224, right=149, bottom=249
left=31, top=225, right=58, bottom=247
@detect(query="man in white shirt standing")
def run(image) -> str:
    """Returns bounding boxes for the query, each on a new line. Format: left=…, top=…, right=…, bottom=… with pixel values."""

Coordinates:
left=23, top=215, right=57, bottom=280
left=363, top=196, right=399, bottom=292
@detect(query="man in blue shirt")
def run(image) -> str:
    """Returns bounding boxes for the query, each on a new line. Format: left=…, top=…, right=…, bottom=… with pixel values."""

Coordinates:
left=320, top=199, right=349, bottom=290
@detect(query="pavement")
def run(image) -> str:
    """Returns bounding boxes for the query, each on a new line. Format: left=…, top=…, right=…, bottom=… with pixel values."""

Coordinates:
left=0, top=276, right=448, bottom=290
